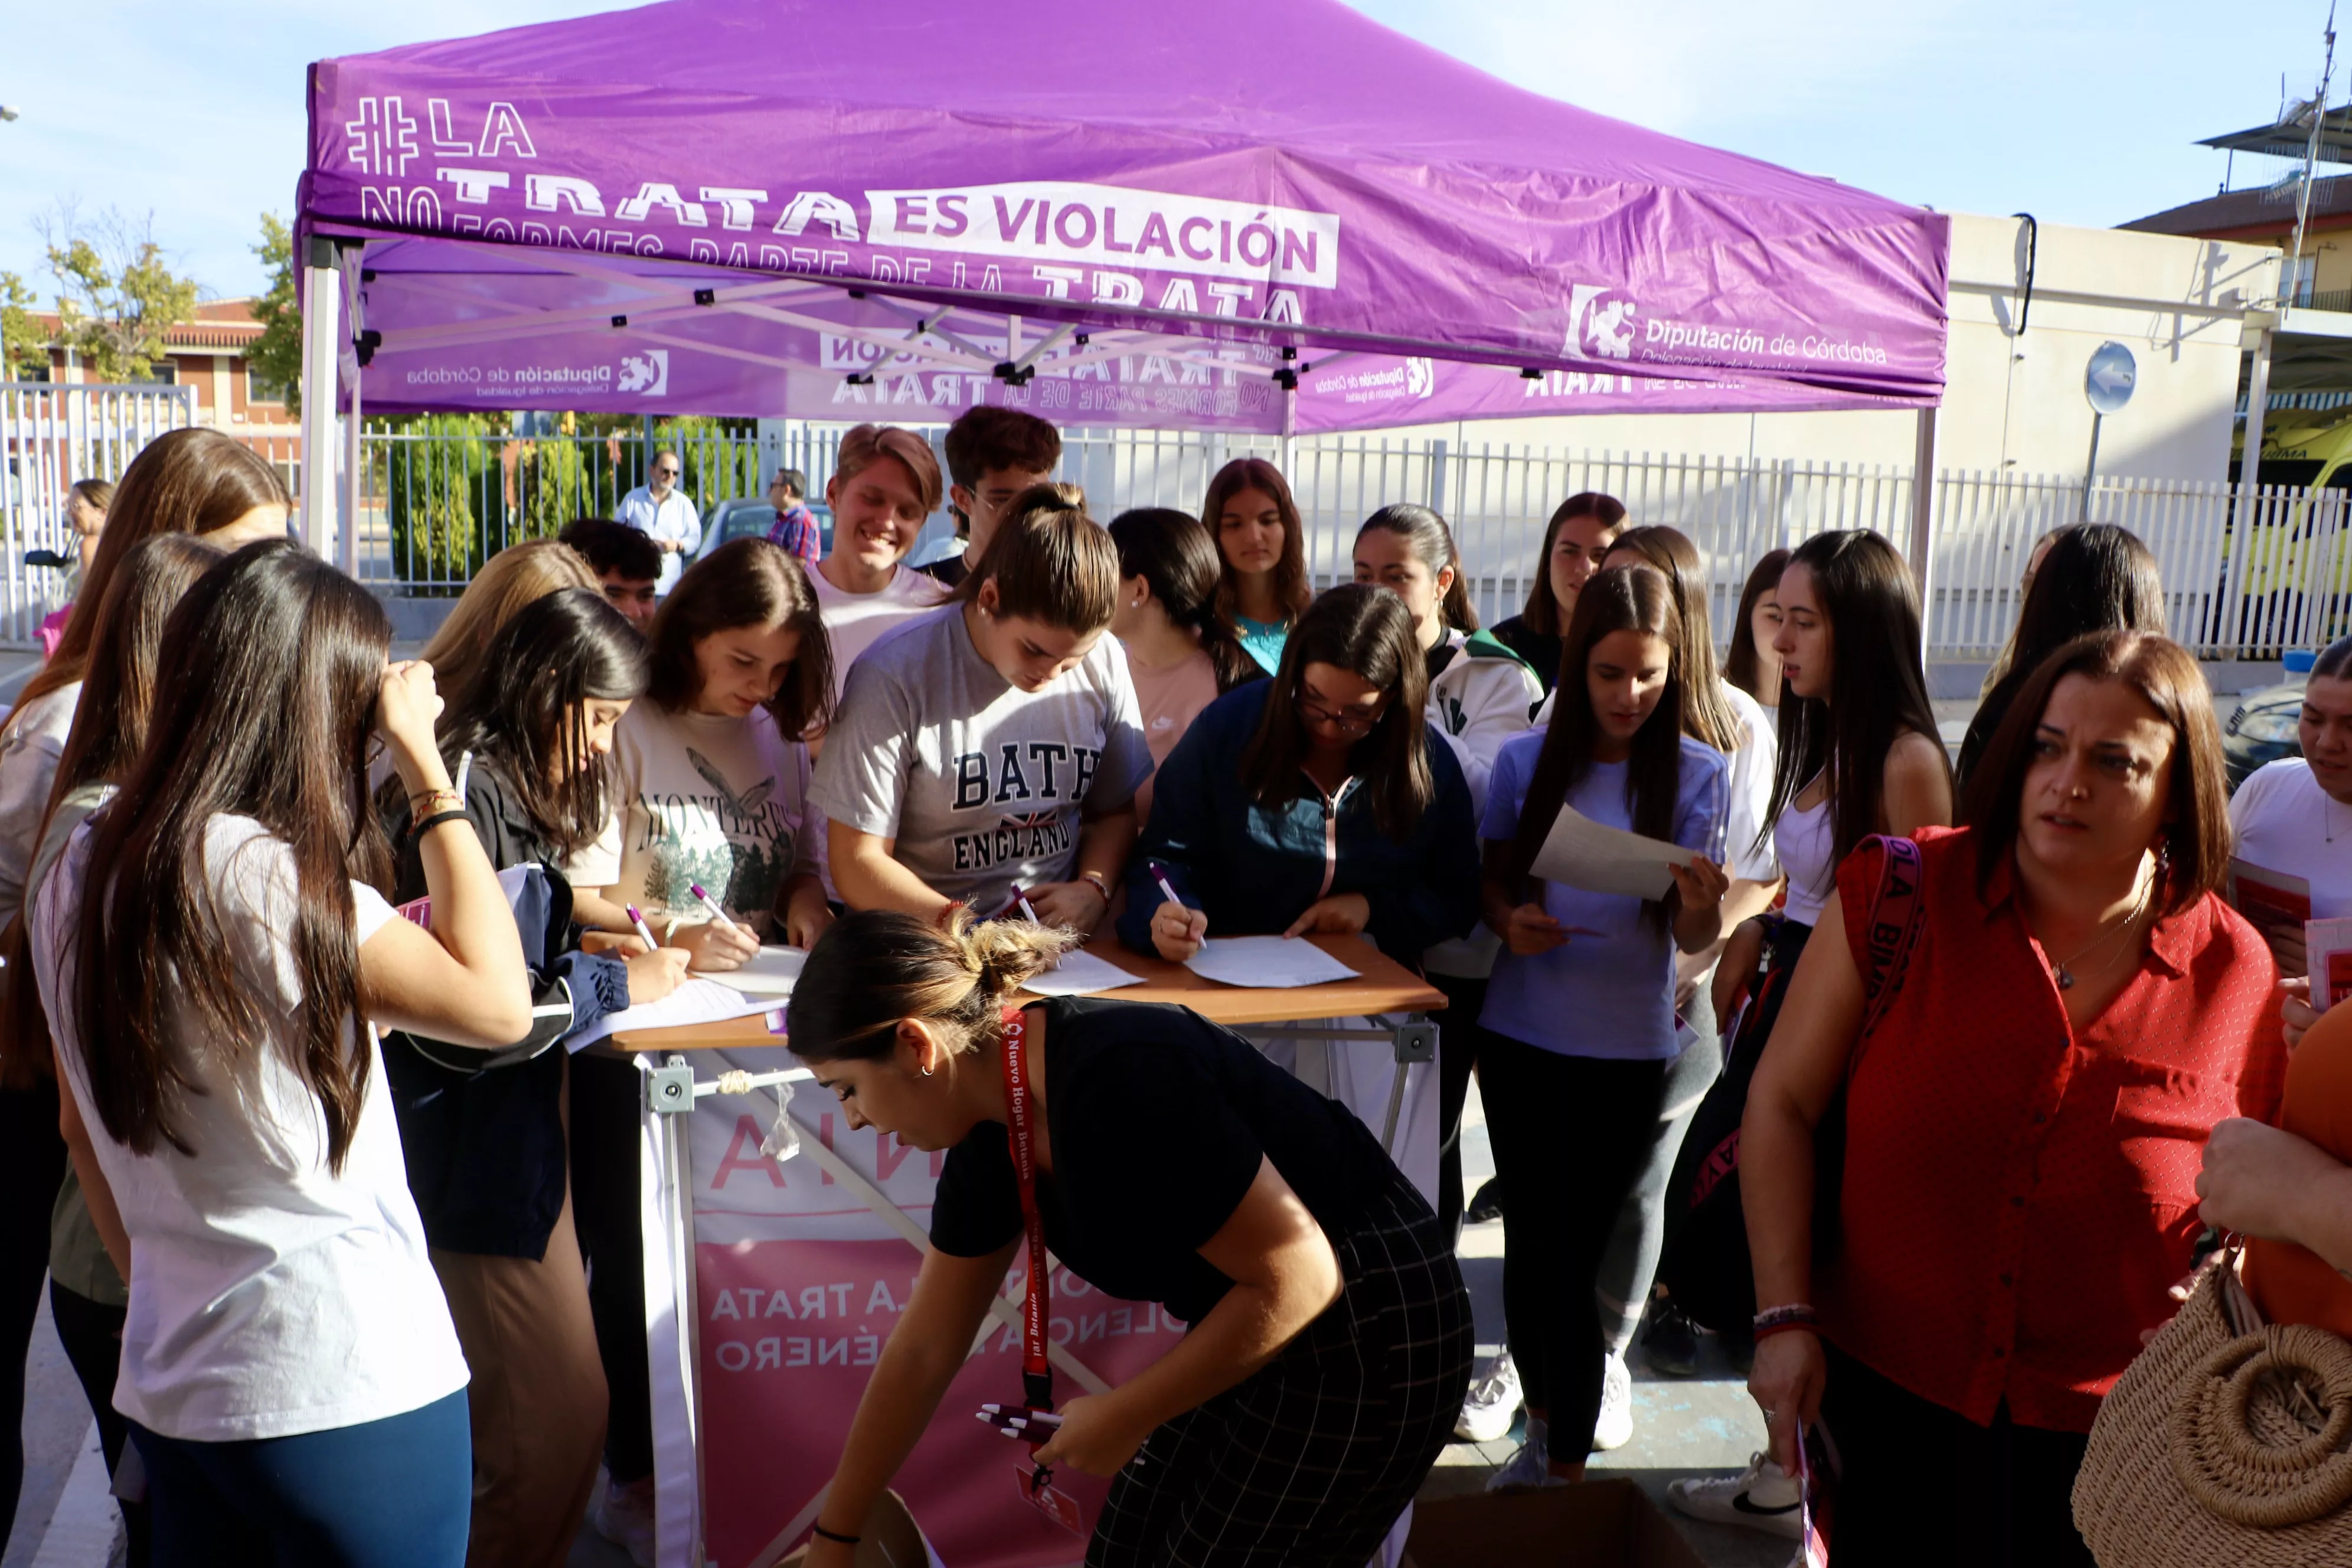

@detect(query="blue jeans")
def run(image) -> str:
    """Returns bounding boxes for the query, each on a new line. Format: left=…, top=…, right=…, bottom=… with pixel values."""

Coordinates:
left=130, top=1390, right=471, bottom=1568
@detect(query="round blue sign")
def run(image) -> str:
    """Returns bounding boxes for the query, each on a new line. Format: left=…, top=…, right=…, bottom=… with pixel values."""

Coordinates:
left=2085, top=341, right=2137, bottom=415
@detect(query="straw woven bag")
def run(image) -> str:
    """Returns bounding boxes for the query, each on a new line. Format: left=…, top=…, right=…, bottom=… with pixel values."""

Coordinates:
left=2073, top=1249, right=2352, bottom=1566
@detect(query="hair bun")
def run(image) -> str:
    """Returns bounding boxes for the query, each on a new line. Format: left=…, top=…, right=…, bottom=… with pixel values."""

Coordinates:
left=956, top=914, right=1080, bottom=1000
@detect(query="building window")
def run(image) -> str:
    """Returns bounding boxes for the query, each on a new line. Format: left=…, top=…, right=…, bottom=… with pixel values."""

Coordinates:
left=2286, top=254, right=2318, bottom=308
left=125, top=358, right=177, bottom=386
left=247, top=367, right=289, bottom=406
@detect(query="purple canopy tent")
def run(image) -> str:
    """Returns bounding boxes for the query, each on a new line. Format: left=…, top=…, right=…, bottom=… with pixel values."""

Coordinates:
left=295, top=0, right=1950, bottom=559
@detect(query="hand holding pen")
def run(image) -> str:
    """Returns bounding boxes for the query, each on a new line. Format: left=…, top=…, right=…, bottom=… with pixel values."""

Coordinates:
left=1146, top=862, right=1208, bottom=962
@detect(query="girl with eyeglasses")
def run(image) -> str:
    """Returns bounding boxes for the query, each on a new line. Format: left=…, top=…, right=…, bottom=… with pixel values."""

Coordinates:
left=1120, top=583, right=1480, bottom=972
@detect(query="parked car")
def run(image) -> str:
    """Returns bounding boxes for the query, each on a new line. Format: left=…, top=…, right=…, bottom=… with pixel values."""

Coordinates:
left=694, top=498, right=831, bottom=563
left=2223, top=649, right=2318, bottom=792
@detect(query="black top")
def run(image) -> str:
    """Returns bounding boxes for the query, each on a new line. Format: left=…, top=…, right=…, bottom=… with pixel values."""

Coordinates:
left=1488, top=615, right=1563, bottom=695
left=1952, top=673, right=2021, bottom=799
left=380, top=761, right=628, bottom=1259
left=916, top=553, right=971, bottom=589
left=928, top=997, right=1399, bottom=1324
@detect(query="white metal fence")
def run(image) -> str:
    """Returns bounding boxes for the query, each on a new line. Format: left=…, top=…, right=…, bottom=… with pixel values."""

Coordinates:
left=1, top=384, right=197, bottom=643
left=11, top=398, right=2351, bottom=664
left=220, top=422, right=2352, bottom=663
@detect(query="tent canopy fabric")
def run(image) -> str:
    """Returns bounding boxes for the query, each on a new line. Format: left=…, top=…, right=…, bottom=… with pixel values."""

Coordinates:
left=302, top=0, right=1949, bottom=432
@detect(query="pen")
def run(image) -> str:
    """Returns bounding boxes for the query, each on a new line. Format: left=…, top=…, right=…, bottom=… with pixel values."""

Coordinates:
left=687, top=883, right=742, bottom=933
left=626, top=904, right=660, bottom=950
left=1149, top=861, right=1184, bottom=909
left=453, top=749, right=473, bottom=799
left=1015, top=887, right=1043, bottom=924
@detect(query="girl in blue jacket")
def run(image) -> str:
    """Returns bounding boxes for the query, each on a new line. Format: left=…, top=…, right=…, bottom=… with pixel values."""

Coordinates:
left=1119, top=583, right=1479, bottom=967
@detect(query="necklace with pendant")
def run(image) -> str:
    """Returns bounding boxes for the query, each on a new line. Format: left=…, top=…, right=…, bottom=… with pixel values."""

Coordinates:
left=2049, top=868, right=2155, bottom=991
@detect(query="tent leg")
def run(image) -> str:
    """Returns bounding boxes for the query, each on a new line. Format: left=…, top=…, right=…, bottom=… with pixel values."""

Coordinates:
left=298, top=239, right=344, bottom=559
left=1907, top=406, right=1939, bottom=656
left=341, top=370, right=363, bottom=580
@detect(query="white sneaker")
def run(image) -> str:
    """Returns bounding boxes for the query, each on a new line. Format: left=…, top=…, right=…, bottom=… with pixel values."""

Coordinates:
left=1454, top=1348, right=1521, bottom=1443
left=1592, top=1351, right=1634, bottom=1452
left=592, top=1474, right=658, bottom=1567
left=1665, top=1452, right=1805, bottom=1540
left=1485, top=1415, right=1563, bottom=1491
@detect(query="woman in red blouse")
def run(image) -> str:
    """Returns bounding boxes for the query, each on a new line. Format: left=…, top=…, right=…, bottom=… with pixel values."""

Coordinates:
left=1743, top=630, right=2285, bottom=1566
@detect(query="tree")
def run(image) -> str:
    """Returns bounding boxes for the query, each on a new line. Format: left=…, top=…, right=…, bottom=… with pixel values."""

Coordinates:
left=249, top=213, right=302, bottom=414
left=33, top=201, right=200, bottom=383
left=0, top=272, right=44, bottom=381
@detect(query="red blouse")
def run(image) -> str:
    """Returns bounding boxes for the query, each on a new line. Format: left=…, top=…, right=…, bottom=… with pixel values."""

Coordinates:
left=1817, top=827, right=2285, bottom=1433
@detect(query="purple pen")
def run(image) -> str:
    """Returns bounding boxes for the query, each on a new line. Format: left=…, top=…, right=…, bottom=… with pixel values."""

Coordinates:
left=687, top=883, right=742, bottom=932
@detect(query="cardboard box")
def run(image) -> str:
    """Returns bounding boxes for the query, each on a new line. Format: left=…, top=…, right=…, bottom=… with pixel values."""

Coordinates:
left=1404, top=1479, right=1707, bottom=1568
left=772, top=1489, right=939, bottom=1568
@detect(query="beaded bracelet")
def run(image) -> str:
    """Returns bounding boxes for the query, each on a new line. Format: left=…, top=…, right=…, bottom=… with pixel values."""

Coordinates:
left=1077, top=869, right=1111, bottom=899
left=1753, top=1302, right=1818, bottom=1332
left=409, top=788, right=464, bottom=820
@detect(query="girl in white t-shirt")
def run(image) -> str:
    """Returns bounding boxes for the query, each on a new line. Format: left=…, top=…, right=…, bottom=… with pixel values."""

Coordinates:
left=34, top=539, right=533, bottom=1567
left=594, top=537, right=834, bottom=963
left=811, top=422, right=952, bottom=708
left=2232, top=634, right=2352, bottom=981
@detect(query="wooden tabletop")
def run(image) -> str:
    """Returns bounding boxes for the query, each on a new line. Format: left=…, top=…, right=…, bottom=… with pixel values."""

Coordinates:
left=611, top=933, right=1447, bottom=1053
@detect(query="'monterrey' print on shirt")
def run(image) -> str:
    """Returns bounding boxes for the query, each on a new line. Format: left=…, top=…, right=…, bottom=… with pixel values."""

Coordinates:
left=610, top=703, right=816, bottom=936
left=811, top=605, right=1152, bottom=914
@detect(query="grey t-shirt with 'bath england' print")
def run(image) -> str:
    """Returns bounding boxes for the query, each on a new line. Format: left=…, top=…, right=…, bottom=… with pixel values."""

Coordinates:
left=811, top=604, right=1151, bottom=913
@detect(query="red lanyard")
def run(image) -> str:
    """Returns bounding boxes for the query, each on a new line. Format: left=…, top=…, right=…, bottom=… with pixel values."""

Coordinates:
left=1000, top=1005, right=1054, bottom=1412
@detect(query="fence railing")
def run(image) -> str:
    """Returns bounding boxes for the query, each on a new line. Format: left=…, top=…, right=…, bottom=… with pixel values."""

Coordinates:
left=0, top=383, right=197, bottom=644
left=281, top=423, right=2352, bottom=664
left=11, top=399, right=2352, bottom=665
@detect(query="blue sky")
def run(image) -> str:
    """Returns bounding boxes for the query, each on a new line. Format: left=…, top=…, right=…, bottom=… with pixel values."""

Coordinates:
left=0, top=0, right=2338, bottom=302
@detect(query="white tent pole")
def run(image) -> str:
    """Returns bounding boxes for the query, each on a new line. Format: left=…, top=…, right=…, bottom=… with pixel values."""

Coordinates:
left=1280, top=384, right=1298, bottom=473
left=339, top=247, right=365, bottom=579
left=298, top=236, right=343, bottom=558
left=1907, top=404, right=1939, bottom=652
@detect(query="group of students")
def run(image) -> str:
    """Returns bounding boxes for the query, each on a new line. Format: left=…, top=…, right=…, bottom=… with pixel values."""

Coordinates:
left=1, top=409, right=2344, bottom=1568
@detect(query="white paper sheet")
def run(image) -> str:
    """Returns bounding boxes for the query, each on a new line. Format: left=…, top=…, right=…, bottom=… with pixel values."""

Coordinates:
left=570, top=978, right=778, bottom=1051
left=1020, top=946, right=1148, bottom=997
left=1528, top=805, right=1694, bottom=900
left=1182, top=936, right=1362, bottom=989
left=696, top=945, right=808, bottom=996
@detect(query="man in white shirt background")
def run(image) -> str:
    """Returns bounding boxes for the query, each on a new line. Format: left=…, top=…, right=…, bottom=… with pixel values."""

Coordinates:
left=615, top=449, right=701, bottom=596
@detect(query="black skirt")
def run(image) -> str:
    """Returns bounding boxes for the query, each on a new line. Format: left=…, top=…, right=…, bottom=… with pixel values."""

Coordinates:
left=1085, top=1169, right=1473, bottom=1567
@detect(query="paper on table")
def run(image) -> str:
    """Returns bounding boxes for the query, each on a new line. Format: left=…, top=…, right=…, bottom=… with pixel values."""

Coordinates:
left=1528, top=805, right=1694, bottom=900
left=1020, top=946, right=1146, bottom=997
left=699, top=945, right=808, bottom=996
left=1183, top=936, right=1361, bottom=989
left=570, top=978, right=778, bottom=1051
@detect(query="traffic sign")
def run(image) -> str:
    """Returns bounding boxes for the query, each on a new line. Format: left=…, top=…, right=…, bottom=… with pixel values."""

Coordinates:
left=2085, top=342, right=2137, bottom=414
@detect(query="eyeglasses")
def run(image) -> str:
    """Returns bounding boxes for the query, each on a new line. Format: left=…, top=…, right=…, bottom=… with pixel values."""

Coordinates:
left=1296, top=690, right=1386, bottom=735
left=654, top=466, right=680, bottom=478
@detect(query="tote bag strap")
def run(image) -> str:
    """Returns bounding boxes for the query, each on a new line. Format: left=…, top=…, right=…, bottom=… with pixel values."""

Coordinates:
left=1854, top=834, right=1927, bottom=1051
